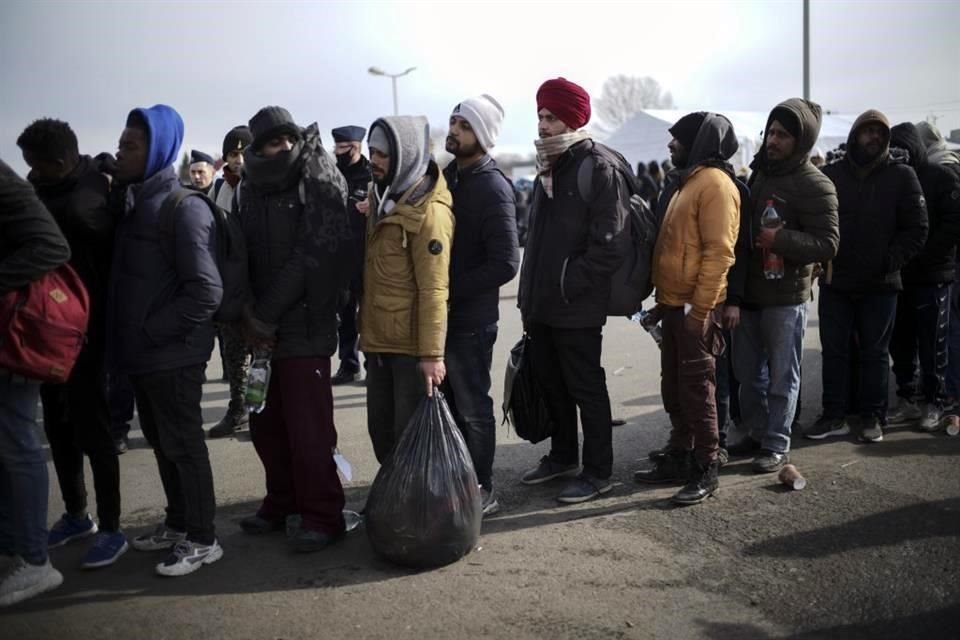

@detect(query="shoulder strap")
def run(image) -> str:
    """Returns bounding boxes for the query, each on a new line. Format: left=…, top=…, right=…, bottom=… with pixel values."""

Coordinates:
left=577, top=141, right=641, bottom=205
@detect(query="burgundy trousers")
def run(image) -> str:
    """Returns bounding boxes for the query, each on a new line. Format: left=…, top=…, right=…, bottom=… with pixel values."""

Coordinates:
left=249, top=357, right=345, bottom=535
left=660, top=307, right=724, bottom=464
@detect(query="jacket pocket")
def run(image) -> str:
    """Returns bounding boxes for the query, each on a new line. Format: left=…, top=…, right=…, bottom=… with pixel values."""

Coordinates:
left=372, top=294, right=414, bottom=345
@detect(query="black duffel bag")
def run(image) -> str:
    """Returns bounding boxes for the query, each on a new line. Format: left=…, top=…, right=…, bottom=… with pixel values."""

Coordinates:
left=502, top=335, right=554, bottom=444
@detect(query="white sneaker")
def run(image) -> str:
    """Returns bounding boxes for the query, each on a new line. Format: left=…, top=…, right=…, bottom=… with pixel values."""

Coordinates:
left=132, top=524, right=187, bottom=552
left=0, top=557, right=63, bottom=607
left=888, top=399, right=921, bottom=424
left=920, top=403, right=942, bottom=432
left=155, top=539, right=223, bottom=577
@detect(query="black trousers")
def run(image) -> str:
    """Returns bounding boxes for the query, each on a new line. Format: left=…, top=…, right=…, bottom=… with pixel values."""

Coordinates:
left=526, top=323, right=613, bottom=480
left=133, top=364, right=217, bottom=545
left=42, top=346, right=121, bottom=531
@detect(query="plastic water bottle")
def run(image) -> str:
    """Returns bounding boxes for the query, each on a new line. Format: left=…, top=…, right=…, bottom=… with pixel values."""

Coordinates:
left=762, top=199, right=785, bottom=280
left=630, top=310, right=663, bottom=348
left=244, top=350, right=272, bottom=414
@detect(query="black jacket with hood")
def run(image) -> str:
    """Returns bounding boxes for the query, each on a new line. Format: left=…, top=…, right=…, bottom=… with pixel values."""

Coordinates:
left=821, top=110, right=928, bottom=294
left=443, top=155, right=519, bottom=331
left=240, top=123, right=351, bottom=360
left=727, top=98, right=839, bottom=307
left=0, top=158, right=71, bottom=294
left=890, top=123, right=960, bottom=285
left=518, top=139, right=630, bottom=329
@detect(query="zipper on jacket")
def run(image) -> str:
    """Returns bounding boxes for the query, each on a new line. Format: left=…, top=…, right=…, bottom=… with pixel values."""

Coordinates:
left=560, top=256, right=570, bottom=304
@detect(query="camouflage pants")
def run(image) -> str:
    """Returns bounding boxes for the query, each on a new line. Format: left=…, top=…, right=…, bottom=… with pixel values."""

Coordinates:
left=220, top=322, right=250, bottom=416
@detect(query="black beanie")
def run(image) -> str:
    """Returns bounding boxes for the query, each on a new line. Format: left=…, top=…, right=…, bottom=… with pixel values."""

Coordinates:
left=669, top=112, right=707, bottom=150
left=769, top=107, right=801, bottom=139
left=222, top=125, right=253, bottom=157
left=249, top=106, right=300, bottom=150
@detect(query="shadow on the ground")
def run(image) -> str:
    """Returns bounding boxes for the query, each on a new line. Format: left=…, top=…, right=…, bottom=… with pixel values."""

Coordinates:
left=696, top=602, right=960, bottom=640
left=744, top=497, right=960, bottom=559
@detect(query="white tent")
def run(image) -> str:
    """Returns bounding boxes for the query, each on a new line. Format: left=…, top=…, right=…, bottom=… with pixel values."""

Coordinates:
left=604, top=109, right=858, bottom=173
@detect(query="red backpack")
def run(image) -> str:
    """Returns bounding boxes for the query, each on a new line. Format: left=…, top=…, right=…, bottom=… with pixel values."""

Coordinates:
left=0, top=263, right=90, bottom=383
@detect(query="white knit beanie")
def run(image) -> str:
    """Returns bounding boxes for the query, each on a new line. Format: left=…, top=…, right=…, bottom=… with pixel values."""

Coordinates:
left=452, top=94, right=504, bottom=151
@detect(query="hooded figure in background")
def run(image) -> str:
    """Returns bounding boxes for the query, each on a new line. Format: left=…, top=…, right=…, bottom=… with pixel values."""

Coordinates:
left=636, top=112, right=741, bottom=506
left=359, top=115, right=455, bottom=465
left=916, top=121, right=960, bottom=168
left=812, top=110, right=928, bottom=445
left=886, top=122, right=960, bottom=431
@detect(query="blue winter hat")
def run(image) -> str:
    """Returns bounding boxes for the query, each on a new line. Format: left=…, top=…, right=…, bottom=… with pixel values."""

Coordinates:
left=126, top=104, right=184, bottom=180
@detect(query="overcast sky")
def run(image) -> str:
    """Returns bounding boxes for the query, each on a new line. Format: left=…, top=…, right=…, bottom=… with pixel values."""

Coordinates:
left=1, top=0, right=958, bottom=175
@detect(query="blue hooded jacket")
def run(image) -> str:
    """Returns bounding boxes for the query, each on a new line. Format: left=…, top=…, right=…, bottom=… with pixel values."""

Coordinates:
left=108, top=104, right=222, bottom=375
left=127, top=104, right=184, bottom=180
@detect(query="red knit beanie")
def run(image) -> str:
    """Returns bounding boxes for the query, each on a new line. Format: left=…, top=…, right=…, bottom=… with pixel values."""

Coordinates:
left=536, top=78, right=591, bottom=130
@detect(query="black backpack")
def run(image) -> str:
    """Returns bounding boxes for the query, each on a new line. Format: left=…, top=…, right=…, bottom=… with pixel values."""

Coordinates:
left=577, top=143, right=660, bottom=316
left=158, top=189, right=249, bottom=323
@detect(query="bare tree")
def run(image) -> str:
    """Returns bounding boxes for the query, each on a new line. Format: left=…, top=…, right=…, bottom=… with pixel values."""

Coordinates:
left=594, top=75, right=675, bottom=135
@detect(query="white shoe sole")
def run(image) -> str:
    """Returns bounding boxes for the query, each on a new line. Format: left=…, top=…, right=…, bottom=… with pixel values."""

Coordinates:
left=81, top=540, right=129, bottom=569
left=0, top=568, right=63, bottom=607
left=155, top=545, right=223, bottom=577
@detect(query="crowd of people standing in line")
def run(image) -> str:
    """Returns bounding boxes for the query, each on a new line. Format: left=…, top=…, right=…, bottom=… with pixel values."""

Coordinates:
left=1, top=74, right=959, bottom=608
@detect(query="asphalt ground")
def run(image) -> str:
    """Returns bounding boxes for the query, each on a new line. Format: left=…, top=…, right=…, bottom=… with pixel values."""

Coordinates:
left=4, top=276, right=959, bottom=640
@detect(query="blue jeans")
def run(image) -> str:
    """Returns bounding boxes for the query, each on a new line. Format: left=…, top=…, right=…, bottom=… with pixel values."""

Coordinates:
left=732, top=305, right=806, bottom=454
left=891, top=283, right=951, bottom=404
left=441, top=324, right=498, bottom=490
left=819, top=287, right=898, bottom=422
left=0, top=377, right=49, bottom=564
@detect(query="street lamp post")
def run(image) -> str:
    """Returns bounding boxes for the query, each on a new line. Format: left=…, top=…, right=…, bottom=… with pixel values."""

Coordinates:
left=368, top=66, right=417, bottom=116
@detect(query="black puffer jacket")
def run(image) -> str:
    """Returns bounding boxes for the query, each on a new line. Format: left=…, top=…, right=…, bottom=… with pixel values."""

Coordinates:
left=0, top=159, right=71, bottom=294
left=821, top=111, right=928, bottom=294
left=728, top=98, right=839, bottom=307
left=890, top=123, right=960, bottom=285
left=109, top=166, right=222, bottom=375
left=443, top=155, right=519, bottom=331
left=239, top=125, right=351, bottom=360
left=30, top=156, right=113, bottom=348
left=518, top=140, right=629, bottom=328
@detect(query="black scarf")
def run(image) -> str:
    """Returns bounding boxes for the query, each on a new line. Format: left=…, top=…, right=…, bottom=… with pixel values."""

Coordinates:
left=243, top=140, right=304, bottom=194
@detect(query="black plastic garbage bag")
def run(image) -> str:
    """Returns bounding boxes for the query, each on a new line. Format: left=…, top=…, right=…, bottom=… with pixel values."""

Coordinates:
left=503, top=335, right=554, bottom=444
left=365, top=392, right=482, bottom=569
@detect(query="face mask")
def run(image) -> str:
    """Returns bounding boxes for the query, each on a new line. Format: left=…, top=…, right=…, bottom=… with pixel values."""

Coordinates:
left=336, top=152, right=353, bottom=169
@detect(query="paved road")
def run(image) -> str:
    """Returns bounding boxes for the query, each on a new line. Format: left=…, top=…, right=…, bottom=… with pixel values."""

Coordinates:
left=6, top=275, right=960, bottom=640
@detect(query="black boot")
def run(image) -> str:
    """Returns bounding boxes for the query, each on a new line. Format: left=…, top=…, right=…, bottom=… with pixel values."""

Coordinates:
left=208, top=410, right=249, bottom=438
left=634, top=449, right=691, bottom=485
left=671, top=459, right=719, bottom=505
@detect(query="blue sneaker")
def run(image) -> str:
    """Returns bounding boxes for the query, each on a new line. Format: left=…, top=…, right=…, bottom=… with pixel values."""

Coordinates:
left=48, top=513, right=98, bottom=548
left=80, top=531, right=129, bottom=569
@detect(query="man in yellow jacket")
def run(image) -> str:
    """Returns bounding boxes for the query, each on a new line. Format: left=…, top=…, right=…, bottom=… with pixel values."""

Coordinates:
left=359, top=116, right=455, bottom=464
left=635, top=112, right=741, bottom=506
